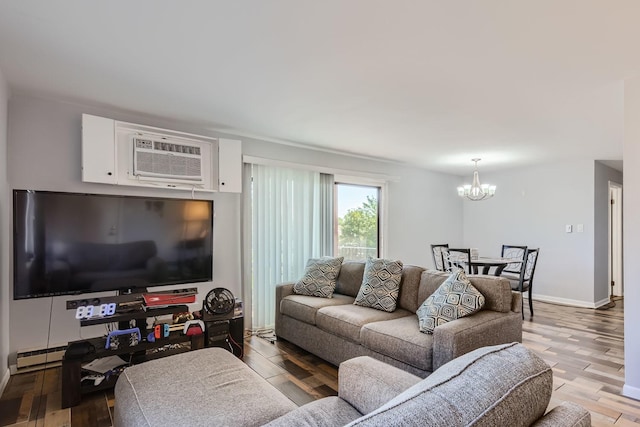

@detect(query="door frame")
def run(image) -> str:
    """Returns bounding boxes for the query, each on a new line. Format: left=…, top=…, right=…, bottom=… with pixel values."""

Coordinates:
left=608, top=181, right=623, bottom=297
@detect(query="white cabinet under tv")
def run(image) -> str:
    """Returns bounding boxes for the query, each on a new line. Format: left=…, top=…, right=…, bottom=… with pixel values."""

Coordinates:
left=81, top=114, right=242, bottom=193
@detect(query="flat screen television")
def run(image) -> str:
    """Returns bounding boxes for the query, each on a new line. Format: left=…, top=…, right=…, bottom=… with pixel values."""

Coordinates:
left=13, top=190, right=214, bottom=299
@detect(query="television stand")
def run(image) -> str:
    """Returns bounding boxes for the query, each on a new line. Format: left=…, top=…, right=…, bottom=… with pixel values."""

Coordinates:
left=61, top=304, right=204, bottom=408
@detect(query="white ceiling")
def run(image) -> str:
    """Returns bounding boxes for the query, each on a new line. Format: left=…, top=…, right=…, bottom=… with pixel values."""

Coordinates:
left=0, top=1, right=635, bottom=174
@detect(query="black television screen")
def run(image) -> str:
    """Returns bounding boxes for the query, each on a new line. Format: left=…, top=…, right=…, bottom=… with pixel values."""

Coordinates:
left=13, top=190, right=214, bottom=299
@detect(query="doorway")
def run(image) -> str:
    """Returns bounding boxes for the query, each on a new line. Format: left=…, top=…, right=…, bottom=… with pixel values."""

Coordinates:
left=608, top=182, right=623, bottom=297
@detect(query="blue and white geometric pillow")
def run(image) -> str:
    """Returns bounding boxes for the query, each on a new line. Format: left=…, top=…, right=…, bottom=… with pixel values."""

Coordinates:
left=417, top=268, right=485, bottom=334
left=354, top=257, right=404, bottom=312
left=293, top=257, right=344, bottom=298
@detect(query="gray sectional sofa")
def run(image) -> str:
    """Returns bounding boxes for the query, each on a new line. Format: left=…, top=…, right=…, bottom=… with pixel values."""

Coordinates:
left=114, top=343, right=591, bottom=426
left=275, top=261, right=523, bottom=377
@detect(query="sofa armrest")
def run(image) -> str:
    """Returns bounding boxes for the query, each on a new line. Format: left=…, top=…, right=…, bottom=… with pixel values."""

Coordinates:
left=274, top=282, right=295, bottom=336
left=511, top=291, right=522, bottom=313
left=432, top=310, right=522, bottom=370
left=532, top=402, right=591, bottom=427
left=338, top=356, right=421, bottom=415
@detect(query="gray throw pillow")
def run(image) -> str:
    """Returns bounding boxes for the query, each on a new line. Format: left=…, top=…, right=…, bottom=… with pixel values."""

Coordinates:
left=293, top=257, right=344, bottom=298
left=417, top=268, right=485, bottom=334
left=354, top=257, right=403, bottom=312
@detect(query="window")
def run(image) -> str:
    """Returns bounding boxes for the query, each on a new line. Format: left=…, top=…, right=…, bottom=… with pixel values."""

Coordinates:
left=242, top=160, right=386, bottom=330
left=334, top=183, right=380, bottom=260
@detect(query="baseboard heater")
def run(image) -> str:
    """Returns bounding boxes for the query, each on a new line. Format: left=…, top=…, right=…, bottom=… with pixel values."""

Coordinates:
left=14, top=345, right=67, bottom=373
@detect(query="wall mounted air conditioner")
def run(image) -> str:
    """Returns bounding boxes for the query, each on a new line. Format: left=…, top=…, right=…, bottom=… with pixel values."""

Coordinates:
left=82, top=113, right=242, bottom=192
left=132, top=134, right=205, bottom=185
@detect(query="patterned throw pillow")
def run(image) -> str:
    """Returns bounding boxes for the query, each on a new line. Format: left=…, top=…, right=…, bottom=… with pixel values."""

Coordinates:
left=417, top=269, right=485, bottom=334
left=293, top=257, right=344, bottom=298
left=354, top=257, right=404, bottom=312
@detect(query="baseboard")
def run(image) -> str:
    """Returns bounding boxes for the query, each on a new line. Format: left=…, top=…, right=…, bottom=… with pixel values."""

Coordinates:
left=529, top=293, right=608, bottom=309
left=593, top=297, right=614, bottom=308
left=622, top=384, right=640, bottom=401
left=0, top=368, right=10, bottom=396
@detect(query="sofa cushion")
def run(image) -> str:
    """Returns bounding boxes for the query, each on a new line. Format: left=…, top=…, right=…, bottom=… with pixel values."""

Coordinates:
left=396, top=265, right=425, bottom=313
left=281, top=294, right=355, bottom=325
left=360, top=315, right=434, bottom=372
left=354, top=258, right=403, bottom=312
left=346, top=343, right=553, bottom=427
left=264, top=396, right=363, bottom=427
left=418, top=270, right=512, bottom=313
left=338, top=355, right=422, bottom=416
left=294, top=257, right=344, bottom=298
left=466, top=275, right=513, bottom=313
left=417, top=269, right=485, bottom=334
left=335, top=261, right=366, bottom=297
left=316, top=304, right=412, bottom=343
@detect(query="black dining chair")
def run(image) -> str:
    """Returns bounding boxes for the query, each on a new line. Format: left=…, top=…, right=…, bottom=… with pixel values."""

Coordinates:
left=443, top=248, right=473, bottom=274
left=501, top=245, right=528, bottom=275
left=502, top=248, right=540, bottom=319
left=430, top=244, right=449, bottom=271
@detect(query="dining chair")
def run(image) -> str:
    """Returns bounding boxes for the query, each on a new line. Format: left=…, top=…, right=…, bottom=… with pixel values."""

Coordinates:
left=443, top=248, right=473, bottom=274
left=430, top=244, right=449, bottom=271
left=502, top=248, right=540, bottom=319
left=500, top=245, right=528, bottom=275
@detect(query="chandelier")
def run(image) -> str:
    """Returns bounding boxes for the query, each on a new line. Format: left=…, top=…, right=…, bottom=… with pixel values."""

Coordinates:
left=457, top=158, right=496, bottom=201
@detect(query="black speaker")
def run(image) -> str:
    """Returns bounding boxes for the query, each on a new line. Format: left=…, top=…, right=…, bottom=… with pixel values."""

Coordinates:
left=204, top=315, right=244, bottom=358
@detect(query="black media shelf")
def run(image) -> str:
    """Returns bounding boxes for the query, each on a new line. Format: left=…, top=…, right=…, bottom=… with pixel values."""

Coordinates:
left=63, top=303, right=204, bottom=409
left=79, top=305, right=189, bottom=326
left=78, top=330, right=193, bottom=361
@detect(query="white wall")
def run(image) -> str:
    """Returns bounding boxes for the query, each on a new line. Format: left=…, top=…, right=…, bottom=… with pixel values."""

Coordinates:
left=463, top=160, right=598, bottom=307
left=0, top=67, right=10, bottom=391
left=385, top=166, right=463, bottom=266
left=623, top=78, right=640, bottom=400
left=5, top=93, right=462, bottom=358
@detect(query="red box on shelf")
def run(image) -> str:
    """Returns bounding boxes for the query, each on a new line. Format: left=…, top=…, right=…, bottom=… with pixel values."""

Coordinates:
left=143, top=293, right=196, bottom=307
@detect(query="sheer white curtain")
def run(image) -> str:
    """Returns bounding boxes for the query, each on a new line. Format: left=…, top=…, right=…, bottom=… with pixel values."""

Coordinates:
left=243, top=163, right=333, bottom=330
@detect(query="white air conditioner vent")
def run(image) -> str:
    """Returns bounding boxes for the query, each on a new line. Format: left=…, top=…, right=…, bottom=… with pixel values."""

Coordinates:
left=132, top=135, right=204, bottom=184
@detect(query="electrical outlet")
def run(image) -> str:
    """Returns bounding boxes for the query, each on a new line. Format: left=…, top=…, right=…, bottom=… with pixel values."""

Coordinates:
left=576, top=224, right=584, bottom=233
left=565, top=225, right=572, bottom=233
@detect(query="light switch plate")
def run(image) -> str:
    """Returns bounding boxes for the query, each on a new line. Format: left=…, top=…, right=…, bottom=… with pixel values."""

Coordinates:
left=565, top=224, right=573, bottom=233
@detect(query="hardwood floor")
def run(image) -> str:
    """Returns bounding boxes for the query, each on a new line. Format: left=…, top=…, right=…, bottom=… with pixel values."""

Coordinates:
left=1, top=299, right=637, bottom=426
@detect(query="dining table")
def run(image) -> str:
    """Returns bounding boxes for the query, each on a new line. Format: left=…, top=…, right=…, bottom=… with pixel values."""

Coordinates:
left=467, top=257, right=522, bottom=276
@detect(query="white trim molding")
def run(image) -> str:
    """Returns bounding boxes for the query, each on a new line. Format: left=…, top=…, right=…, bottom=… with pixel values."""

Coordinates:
left=243, top=155, right=399, bottom=183
left=623, top=384, right=640, bottom=401
left=0, top=368, right=10, bottom=396
left=529, top=293, right=610, bottom=309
